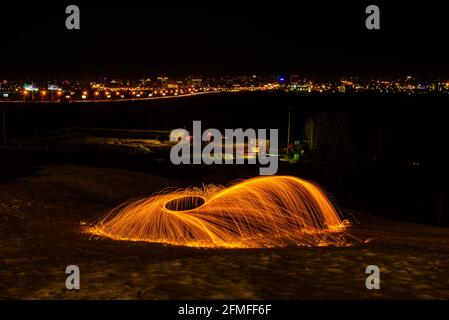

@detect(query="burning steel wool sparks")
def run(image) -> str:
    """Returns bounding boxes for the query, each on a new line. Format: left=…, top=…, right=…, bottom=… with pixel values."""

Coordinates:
left=86, top=176, right=350, bottom=248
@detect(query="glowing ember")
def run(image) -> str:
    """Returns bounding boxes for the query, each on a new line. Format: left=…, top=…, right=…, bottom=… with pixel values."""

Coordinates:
left=86, top=176, right=350, bottom=248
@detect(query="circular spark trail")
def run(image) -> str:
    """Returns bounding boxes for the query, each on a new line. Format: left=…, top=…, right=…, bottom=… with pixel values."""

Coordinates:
left=87, top=176, right=350, bottom=248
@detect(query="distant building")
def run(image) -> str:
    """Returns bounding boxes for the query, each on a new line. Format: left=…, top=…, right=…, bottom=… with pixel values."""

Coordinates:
left=157, top=77, right=169, bottom=89
left=140, top=78, right=152, bottom=87
left=185, top=76, right=203, bottom=88
left=290, top=75, right=300, bottom=85
left=338, top=85, right=346, bottom=93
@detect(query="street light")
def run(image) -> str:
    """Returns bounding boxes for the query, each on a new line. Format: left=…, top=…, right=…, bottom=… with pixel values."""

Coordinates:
left=41, top=90, right=47, bottom=102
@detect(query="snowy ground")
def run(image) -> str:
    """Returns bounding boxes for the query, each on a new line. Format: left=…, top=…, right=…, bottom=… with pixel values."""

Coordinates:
left=0, top=165, right=448, bottom=299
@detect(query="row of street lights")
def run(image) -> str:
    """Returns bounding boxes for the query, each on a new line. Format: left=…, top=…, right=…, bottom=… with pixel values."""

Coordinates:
left=19, top=88, right=195, bottom=102
left=22, top=90, right=64, bottom=102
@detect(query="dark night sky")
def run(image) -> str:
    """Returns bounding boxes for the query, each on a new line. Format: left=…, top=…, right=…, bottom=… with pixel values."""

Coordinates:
left=1, top=1, right=448, bottom=80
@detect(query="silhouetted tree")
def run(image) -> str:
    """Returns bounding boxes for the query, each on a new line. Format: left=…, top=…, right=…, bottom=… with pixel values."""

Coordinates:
left=303, top=112, right=349, bottom=156
left=304, top=115, right=325, bottom=152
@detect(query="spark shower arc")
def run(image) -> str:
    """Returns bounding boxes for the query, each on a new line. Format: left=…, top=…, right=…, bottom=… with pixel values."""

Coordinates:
left=87, top=176, right=350, bottom=248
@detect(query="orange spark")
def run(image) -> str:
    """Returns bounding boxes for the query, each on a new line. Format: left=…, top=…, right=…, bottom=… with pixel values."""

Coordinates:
left=86, top=176, right=350, bottom=248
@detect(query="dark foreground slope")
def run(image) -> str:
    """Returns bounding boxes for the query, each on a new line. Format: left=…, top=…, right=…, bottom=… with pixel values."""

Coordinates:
left=0, top=165, right=448, bottom=299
